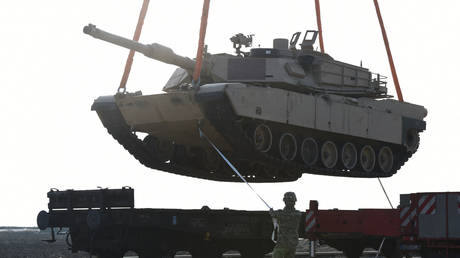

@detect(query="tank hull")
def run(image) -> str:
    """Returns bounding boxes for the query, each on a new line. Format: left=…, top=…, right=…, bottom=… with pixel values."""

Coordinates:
left=92, top=83, right=426, bottom=182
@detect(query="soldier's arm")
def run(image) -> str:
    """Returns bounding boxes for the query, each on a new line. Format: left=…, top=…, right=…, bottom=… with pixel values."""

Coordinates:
left=269, top=208, right=280, bottom=219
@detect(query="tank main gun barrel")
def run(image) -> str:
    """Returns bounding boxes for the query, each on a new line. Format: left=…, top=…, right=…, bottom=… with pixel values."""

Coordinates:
left=83, top=24, right=196, bottom=71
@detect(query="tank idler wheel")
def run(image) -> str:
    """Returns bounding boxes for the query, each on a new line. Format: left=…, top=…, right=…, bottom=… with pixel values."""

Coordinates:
left=378, top=146, right=394, bottom=174
left=143, top=135, right=174, bottom=162
left=253, top=124, right=272, bottom=153
left=341, top=142, right=358, bottom=170
left=300, top=137, right=318, bottom=166
left=405, top=129, right=420, bottom=153
left=279, top=133, right=297, bottom=161
left=360, top=145, right=376, bottom=172
left=321, top=141, right=338, bottom=168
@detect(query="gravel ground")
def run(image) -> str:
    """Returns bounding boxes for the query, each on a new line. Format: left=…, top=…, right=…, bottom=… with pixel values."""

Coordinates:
left=0, top=228, right=343, bottom=258
left=0, top=228, right=86, bottom=258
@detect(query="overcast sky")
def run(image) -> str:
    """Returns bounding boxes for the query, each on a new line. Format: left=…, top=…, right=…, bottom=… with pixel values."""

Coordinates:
left=1, top=0, right=459, bottom=226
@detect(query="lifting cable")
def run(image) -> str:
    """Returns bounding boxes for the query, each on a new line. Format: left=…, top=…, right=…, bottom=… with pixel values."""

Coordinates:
left=313, top=0, right=396, bottom=209
left=314, top=1, right=399, bottom=255
left=314, top=0, right=325, bottom=53
left=192, top=0, right=271, bottom=209
left=192, top=0, right=211, bottom=88
left=193, top=1, right=278, bottom=241
left=373, top=0, right=404, bottom=102
left=118, top=0, right=150, bottom=93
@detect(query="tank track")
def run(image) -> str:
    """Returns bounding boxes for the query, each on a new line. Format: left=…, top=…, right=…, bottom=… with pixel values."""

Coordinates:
left=92, top=97, right=294, bottom=182
left=198, top=95, right=414, bottom=179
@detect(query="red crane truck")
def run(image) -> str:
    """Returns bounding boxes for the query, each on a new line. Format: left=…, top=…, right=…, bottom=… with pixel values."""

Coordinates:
left=305, top=192, right=460, bottom=258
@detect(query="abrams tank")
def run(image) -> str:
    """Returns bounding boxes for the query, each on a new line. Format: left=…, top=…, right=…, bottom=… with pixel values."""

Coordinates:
left=85, top=24, right=427, bottom=182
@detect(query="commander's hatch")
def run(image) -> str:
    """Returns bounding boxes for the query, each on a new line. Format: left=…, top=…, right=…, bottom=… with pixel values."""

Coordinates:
left=300, top=30, right=318, bottom=51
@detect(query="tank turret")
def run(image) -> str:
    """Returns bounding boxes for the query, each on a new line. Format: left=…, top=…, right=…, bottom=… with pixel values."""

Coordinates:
left=88, top=24, right=427, bottom=182
left=84, top=24, right=387, bottom=98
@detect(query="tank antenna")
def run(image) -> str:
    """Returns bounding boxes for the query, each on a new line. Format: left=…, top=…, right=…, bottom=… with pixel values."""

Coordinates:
left=118, top=0, right=150, bottom=93
left=192, top=0, right=211, bottom=89
left=315, top=0, right=325, bottom=53
left=373, top=0, right=404, bottom=101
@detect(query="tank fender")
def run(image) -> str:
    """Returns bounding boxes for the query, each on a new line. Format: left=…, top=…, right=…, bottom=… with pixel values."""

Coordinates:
left=196, top=83, right=245, bottom=102
left=91, top=95, right=132, bottom=134
left=91, top=95, right=117, bottom=111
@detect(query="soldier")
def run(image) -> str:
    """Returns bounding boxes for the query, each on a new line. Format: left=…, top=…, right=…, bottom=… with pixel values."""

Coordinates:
left=269, top=192, right=302, bottom=258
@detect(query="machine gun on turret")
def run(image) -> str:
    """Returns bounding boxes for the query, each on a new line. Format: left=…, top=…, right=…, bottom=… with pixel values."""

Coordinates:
left=230, top=33, right=253, bottom=57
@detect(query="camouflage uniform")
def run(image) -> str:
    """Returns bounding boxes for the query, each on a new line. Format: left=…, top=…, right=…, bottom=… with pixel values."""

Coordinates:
left=269, top=192, right=301, bottom=258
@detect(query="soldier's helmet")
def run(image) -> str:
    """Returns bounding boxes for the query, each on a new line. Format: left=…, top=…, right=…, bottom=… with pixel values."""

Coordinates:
left=283, top=192, right=297, bottom=203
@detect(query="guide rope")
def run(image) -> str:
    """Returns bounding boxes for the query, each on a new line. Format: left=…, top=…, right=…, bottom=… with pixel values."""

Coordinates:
left=198, top=128, right=279, bottom=242
left=378, top=178, right=394, bottom=209
left=375, top=178, right=394, bottom=258
left=375, top=237, right=386, bottom=258
left=198, top=128, right=272, bottom=209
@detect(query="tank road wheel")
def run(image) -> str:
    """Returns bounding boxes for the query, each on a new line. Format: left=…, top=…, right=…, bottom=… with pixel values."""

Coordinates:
left=321, top=141, right=338, bottom=168
left=405, top=129, right=420, bottom=153
left=360, top=145, right=376, bottom=172
left=341, top=142, right=358, bottom=170
left=278, top=133, right=297, bottom=161
left=253, top=124, right=272, bottom=153
left=301, top=137, right=319, bottom=166
left=378, top=146, right=394, bottom=173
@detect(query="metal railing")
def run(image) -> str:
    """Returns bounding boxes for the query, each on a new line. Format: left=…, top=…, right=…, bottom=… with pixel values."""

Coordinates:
left=371, top=72, right=388, bottom=89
